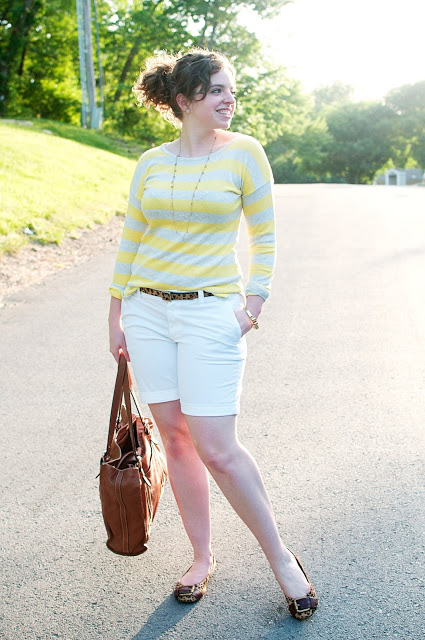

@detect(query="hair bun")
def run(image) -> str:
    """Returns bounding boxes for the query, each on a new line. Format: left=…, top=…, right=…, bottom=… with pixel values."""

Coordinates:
left=134, top=54, right=177, bottom=111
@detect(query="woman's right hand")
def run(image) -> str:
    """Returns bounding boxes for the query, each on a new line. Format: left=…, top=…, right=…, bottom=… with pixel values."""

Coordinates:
left=109, top=324, right=130, bottom=363
left=109, top=296, right=130, bottom=362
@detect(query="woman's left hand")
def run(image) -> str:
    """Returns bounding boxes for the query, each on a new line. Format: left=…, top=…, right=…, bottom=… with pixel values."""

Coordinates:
left=234, top=309, right=255, bottom=336
left=234, top=295, right=264, bottom=336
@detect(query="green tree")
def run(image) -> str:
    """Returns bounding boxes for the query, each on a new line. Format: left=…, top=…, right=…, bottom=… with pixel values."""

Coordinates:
left=0, top=0, right=301, bottom=150
left=101, top=0, right=190, bottom=105
left=183, top=0, right=292, bottom=50
left=0, top=0, right=80, bottom=121
left=313, top=80, right=353, bottom=112
left=324, top=102, right=394, bottom=184
left=385, top=81, right=425, bottom=168
left=293, top=117, right=333, bottom=177
left=265, top=115, right=332, bottom=183
left=98, top=0, right=295, bottom=142
left=0, top=0, right=43, bottom=115
left=97, top=0, right=191, bottom=142
left=232, top=66, right=308, bottom=146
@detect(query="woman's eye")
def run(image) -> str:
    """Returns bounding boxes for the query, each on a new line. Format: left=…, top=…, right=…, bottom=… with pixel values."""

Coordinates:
left=211, top=88, right=237, bottom=96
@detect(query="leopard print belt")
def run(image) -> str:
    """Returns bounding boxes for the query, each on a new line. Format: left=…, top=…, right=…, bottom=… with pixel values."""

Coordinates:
left=139, top=287, right=215, bottom=302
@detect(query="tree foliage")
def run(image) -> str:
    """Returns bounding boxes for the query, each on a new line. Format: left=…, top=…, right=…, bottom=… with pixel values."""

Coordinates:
left=233, top=66, right=308, bottom=145
left=270, top=80, right=425, bottom=184
left=313, top=80, right=354, bottom=112
left=1, top=1, right=424, bottom=184
left=384, top=81, right=425, bottom=168
left=0, top=0, right=44, bottom=115
left=323, top=102, right=395, bottom=184
left=0, top=0, right=80, bottom=120
left=1, top=0, right=293, bottom=129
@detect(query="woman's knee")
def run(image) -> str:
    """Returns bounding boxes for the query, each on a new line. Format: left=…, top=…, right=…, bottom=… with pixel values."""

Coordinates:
left=184, top=415, right=241, bottom=474
left=149, top=402, right=195, bottom=458
left=163, top=429, right=195, bottom=459
left=196, top=442, right=241, bottom=475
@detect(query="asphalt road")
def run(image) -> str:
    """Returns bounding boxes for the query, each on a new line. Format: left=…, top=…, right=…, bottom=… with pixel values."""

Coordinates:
left=1, top=184, right=424, bottom=640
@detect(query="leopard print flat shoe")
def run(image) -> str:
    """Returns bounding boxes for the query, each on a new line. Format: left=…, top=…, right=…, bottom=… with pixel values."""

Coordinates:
left=285, top=552, right=318, bottom=621
left=174, top=555, right=216, bottom=604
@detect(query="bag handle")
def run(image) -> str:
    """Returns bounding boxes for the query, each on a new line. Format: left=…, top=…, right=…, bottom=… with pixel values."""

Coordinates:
left=122, top=362, right=139, bottom=457
left=105, top=355, right=134, bottom=459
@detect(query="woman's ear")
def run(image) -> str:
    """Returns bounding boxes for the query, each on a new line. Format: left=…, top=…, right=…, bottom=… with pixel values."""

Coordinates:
left=176, top=93, right=191, bottom=114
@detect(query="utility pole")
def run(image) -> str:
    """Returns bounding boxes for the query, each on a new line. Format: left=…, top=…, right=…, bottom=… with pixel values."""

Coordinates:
left=93, top=0, right=104, bottom=121
left=76, top=0, right=103, bottom=129
left=76, top=0, right=89, bottom=127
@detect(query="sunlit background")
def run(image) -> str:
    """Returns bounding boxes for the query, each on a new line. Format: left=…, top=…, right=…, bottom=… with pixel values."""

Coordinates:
left=241, top=0, right=424, bottom=99
left=1, top=0, right=424, bottom=261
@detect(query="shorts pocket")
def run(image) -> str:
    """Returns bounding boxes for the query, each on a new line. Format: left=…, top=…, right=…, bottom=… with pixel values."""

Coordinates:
left=223, top=299, right=243, bottom=340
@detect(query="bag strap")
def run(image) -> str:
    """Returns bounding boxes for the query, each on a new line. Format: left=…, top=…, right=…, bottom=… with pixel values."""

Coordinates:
left=126, top=368, right=144, bottom=423
left=122, top=368, right=153, bottom=485
left=105, top=354, right=129, bottom=459
left=105, top=355, right=148, bottom=462
left=122, top=361, right=139, bottom=456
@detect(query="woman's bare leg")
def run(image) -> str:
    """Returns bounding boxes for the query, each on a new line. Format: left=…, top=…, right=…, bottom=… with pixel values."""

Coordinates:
left=185, top=414, right=310, bottom=599
left=149, top=400, right=213, bottom=585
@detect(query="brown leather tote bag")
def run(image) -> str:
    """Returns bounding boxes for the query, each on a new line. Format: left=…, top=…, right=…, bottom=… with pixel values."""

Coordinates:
left=99, top=355, right=168, bottom=556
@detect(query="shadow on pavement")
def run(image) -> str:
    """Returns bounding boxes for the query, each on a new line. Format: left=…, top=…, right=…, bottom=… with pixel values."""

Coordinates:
left=131, top=595, right=192, bottom=639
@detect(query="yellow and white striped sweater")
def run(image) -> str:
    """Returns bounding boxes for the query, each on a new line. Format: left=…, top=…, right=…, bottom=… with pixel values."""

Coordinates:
left=109, top=134, right=275, bottom=300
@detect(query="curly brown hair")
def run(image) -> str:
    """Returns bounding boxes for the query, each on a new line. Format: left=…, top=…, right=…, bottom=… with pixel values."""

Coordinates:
left=133, top=48, right=235, bottom=126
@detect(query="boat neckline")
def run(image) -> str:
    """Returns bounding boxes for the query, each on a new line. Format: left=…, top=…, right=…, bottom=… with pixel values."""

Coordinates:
left=160, top=134, right=241, bottom=160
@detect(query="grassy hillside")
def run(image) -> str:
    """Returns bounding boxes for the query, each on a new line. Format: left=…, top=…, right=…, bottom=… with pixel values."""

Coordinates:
left=0, top=119, right=146, bottom=255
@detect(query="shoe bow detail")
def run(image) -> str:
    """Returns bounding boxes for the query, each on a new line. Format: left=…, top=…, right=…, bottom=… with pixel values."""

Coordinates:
left=285, top=551, right=319, bottom=621
left=174, top=555, right=216, bottom=604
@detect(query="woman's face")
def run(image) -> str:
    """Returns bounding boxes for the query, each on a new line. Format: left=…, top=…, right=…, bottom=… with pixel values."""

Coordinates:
left=188, top=67, right=236, bottom=130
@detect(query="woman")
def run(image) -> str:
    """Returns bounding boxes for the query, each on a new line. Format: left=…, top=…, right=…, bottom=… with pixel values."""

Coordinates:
left=109, top=48, right=318, bottom=621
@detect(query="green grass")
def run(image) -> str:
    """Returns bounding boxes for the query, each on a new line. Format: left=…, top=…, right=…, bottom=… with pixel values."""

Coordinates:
left=0, top=119, right=145, bottom=255
left=6, top=117, right=148, bottom=158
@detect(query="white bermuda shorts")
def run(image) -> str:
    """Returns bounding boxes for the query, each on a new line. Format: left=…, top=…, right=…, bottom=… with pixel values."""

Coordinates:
left=121, top=290, right=247, bottom=416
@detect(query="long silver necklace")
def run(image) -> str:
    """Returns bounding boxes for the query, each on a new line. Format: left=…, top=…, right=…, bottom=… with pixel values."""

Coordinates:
left=170, top=134, right=217, bottom=240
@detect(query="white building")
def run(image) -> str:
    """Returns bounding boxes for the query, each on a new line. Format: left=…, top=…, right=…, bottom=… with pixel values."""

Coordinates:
left=385, top=168, right=423, bottom=185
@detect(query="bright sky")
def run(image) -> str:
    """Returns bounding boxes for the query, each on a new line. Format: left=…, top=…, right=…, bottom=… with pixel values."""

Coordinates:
left=240, top=0, right=425, bottom=100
